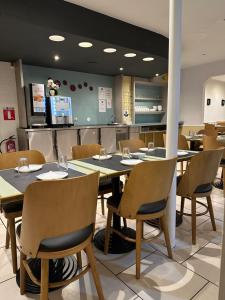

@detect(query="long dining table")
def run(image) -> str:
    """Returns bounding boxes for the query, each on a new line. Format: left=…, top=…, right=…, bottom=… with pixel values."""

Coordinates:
left=0, top=147, right=197, bottom=293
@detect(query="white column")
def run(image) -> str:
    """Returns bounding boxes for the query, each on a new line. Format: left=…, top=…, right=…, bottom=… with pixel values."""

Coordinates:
left=166, top=0, right=183, bottom=247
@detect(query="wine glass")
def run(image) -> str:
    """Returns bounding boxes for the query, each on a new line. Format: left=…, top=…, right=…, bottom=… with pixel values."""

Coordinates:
left=17, top=157, right=29, bottom=174
left=122, top=147, right=130, bottom=159
left=99, top=147, right=106, bottom=159
left=147, top=142, right=155, bottom=155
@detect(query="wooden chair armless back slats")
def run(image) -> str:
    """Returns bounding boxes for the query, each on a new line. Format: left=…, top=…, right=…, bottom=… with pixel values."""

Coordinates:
left=119, top=139, right=145, bottom=153
left=177, top=149, right=224, bottom=197
left=197, top=129, right=206, bottom=135
left=203, top=136, right=225, bottom=159
left=163, top=134, right=189, bottom=150
left=205, top=123, right=218, bottom=137
left=118, top=158, right=177, bottom=219
left=20, top=172, right=99, bottom=257
left=0, top=150, right=45, bottom=170
left=72, top=144, right=101, bottom=159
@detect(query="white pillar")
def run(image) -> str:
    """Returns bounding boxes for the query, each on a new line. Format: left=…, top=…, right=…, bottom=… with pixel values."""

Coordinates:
left=166, top=0, right=183, bottom=247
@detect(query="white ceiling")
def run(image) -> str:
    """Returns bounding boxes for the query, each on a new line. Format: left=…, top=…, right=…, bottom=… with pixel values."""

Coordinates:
left=212, top=75, right=225, bottom=82
left=65, top=0, right=225, bottom=69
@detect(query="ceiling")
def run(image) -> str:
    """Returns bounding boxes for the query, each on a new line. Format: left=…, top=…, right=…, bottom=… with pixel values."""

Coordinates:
left=212, top=75, right=225, bottom=82
left=66, top=0, right=225, bottom=68
left=0, top=0, right=168, bottom=78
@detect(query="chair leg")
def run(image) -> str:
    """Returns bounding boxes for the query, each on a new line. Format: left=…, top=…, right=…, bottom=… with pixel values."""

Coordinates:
left=160, top=215, right=173, bottom=259
left=20, top=252, right=27, bottom=295
left=40, top=259, right=49, bottom=300
left=76, top=251, right=82, bottom=269
left=191, top=197, right=197, bottom=245
left=136, top=220, right=142, bottom=279
left=207, top=196, right=217, bottom=231
left=101, top=195, right=105, bottom=215
left=123, top=218, right=127, bottom=228
left=5, top=219, right=10, bottom=249
left=8, top=218, right=17, bottom=273
left=104, top=209, right=113, bottom=255
left=180, top=197, right=185, bottom=215
left=85, top=243, right=105, bottom=300
left=181, top=161, right=184, bottom=174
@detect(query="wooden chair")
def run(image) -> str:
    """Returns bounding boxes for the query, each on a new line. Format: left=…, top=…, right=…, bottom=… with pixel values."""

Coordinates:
left=118, top=139, right=145, bottom=152
left=177, top=149, right=224, bottom=244
left=72, top=144, right=123, bottom=217
left=104, top=158, right=177, bottom=279
left=0, top=150, right=45, bottom=273
left=205, top=123, right=218, bottom=137
left=17, top=172, right=104, bottom=300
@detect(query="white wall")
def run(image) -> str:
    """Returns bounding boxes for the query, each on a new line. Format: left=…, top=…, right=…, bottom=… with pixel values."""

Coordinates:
left=0, top=61, right=19, bottom=151
left=180, top=59, right=225, bottom=125
left=204, top=79, right=225, bottom=123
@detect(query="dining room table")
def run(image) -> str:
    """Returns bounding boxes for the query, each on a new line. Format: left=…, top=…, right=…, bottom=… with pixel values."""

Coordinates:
left=0, top=148, right=198, bottom=293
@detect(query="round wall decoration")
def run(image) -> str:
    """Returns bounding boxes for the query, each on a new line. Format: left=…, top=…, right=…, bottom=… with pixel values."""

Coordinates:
left=89, top=86, right=93, bottom=91
left=78, top=84, right=82, bottom=89
left=84, top=82, right=88, bottom=87
left=70, top=84, right=76, bottom=92
left=55, top=80, right=61, bottom=87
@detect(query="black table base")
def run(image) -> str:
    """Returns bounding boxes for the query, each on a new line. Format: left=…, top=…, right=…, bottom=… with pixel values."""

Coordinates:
left=213, top=179, right=223, bottom=190
left=94, top=227, right=136, bottom=254
left=145, top=211, right=183, bottom=228
left=16, top=256, right=78, bottom=294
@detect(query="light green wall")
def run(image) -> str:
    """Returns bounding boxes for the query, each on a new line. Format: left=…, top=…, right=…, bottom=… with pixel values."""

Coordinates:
left=23, top=65, right=114, bottom=125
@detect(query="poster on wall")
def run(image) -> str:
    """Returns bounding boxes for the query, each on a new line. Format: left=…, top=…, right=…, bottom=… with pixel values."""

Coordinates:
left=98, top=87, right=112, bottom=109
left=99, top=99, right=106, bottom=112
left=30, top=83, right=46, bottom=115
left=3, top=107, right=15, bottom=120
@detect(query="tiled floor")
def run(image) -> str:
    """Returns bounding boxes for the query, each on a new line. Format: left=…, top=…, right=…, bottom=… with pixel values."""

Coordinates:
left=0, top=184, right=223, bottom=299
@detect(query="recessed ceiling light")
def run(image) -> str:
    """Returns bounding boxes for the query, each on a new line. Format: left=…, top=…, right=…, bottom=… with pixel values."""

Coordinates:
left=54, top=55, right=60, bottom=61
left=155, top=73, right=159, bottom=77
left=119, top=67, right=124, bottom=71
left=124, top=53, right=136, bottom=58
left=78, top=42, right=93, bottom=48
left=143, top=57, right=154, bottom=62
left=104, top=48, right=117, bottom=53
left=49, top=35, right=65, bottom=42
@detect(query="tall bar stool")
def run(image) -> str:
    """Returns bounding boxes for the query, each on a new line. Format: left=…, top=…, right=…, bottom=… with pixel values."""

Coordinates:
left=72, top=144, right=123, bottom=217
left=0, top=150, right=45, bottom=273
left=17, top=172, right=104, bottom=300
left=119, top=139, right=145, bottom=152
left=177, top=149, right=224, bottom=244
left=104, top=158, right=177, bottom=279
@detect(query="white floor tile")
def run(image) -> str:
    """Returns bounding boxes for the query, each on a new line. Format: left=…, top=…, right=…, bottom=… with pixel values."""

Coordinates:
left=192, top=282, right=219, bottom=300
left=0, top=247, right=17, bottom=283
left=118, top=252, right=207, bottom=300
left=183, top=243, right=221, bottom=285
left=198, top=219, right=223, bottom=245
left=0, top=223, right=7, bottom=248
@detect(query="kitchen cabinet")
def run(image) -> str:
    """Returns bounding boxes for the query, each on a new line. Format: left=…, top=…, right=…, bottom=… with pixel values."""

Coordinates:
left=56, top=129, right=78, bottom=160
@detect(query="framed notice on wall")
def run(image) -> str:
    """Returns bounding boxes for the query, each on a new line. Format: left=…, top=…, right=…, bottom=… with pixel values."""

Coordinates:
left=30, top=83, right=46, bottom=115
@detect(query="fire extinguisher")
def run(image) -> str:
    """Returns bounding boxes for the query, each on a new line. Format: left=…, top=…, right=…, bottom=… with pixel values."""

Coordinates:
left=0, top=135, right=16, bottom=153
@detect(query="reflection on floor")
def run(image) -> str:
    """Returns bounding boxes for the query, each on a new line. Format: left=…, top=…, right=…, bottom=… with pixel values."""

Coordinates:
left=0, top=182, right=223, bottom=299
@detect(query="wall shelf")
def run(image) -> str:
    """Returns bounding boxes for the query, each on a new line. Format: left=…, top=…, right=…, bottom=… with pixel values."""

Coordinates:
left=135, top=97, right=162, bottom=101
left=135, top=111, right=165, bottom=115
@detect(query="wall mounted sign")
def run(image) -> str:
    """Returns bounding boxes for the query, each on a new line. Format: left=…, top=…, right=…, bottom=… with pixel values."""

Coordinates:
left=99, top=99, right=106, bottom=112
left=3, top=107, right=15, bottom=120
left=98, top=87, right=112, bottom=110
left=222, top=99, right=225, bottom=106
left=206, top=98, right=211, bottom=106
left=30, top=83, right=46, bottom=115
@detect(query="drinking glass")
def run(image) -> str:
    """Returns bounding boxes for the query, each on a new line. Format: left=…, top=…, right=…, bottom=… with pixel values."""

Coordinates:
left=122, top=147, right=130, bottom=159
left=17, top=157, right=29, bottom=174
left=58, top=155, right=68, bottom=170
left=148, top=142, right=154, bottom=152
left=99, top=147, right=106, bottom=159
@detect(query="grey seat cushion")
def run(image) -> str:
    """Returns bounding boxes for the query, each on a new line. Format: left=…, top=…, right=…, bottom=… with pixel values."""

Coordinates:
left=107, top=194, right=166, bottom=215
left=17, top=223, right=93, bottom=252
left=177, top=175, right=212, bottom=194
left=2, top=200, right=23, bottom=214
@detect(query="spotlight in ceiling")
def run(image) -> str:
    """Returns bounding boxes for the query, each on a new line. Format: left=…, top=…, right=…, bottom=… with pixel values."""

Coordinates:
left=54, top=55, right=60, bottom=61
left=155, top=73, right=159, bottom=77
left=49, top=35, right=65, bottom=42
left=119, top=67, right=124, bottom=71
left=78, top=42, right=93, bottom=48
left=104, top=48, right=117, bottom=53
left=143, top=57, right=154, bottom=62
left=124, top=53, right=136, bottom=58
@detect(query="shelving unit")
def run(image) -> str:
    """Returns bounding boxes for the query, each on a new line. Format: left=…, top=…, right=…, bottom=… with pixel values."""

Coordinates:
left=133, top=80, right=166, bottom=124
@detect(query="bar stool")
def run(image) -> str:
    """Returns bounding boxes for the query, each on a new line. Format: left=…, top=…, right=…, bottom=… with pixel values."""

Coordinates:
left=17, top=172, right=104, bottom=300
left=72, top=144, right=123, bottom=216
left=177, top=149, right=223, bottom=244
left=0, top=150, right=45, bottom=273
left=104, top=158, right=177, bottom=279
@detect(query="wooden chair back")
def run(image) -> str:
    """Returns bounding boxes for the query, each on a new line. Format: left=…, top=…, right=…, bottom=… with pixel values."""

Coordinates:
left=0, top=150, right=45, bottom=170
left=72, top=144, right=101, bottom=159
left=20, top=172, right=99, bottom=257
left=119, top=139, right=145, bottom=152
left=203, top=135, right=225, bottom=159
left=163, top=134, right=189, bottom=150
left=118, top=158, right=177, bottom=218
left=205, top=123, right=218, bottom=137
left=197, top=129, right=206, bottom=135
left=217, top=121, right=225, bottom=126
left=177, top=149, right=223, bottom=197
